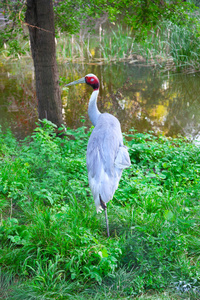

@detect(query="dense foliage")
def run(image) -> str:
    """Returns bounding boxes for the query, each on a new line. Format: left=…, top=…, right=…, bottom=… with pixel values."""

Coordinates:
left=0, top=120, right=199, bottom=299
left=105, top=0, right=199, bottom=39
left=1, top=0, right=198, bottom=39
left=1, top=1, right=200, bottom=71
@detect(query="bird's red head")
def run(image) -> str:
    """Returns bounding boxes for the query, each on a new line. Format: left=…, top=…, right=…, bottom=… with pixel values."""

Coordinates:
left=85, top=74, right=100, bottom=91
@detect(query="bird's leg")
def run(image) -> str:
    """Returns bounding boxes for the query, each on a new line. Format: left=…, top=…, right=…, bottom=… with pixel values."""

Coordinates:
left=100, top=196, right=110, bottom=237
left=104, top=207, right=110, bottom=237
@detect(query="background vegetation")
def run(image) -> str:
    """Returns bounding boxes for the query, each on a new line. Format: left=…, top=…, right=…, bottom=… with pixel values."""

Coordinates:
left=0, top=1, right=200, bottom=299
left=0, top=120, right=199, bottom=299
left=0, top=0, right=200, bottom=71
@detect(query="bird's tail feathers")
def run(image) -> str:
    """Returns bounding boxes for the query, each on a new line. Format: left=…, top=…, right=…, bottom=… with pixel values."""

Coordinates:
left=100, top=195, right=107, bottom=210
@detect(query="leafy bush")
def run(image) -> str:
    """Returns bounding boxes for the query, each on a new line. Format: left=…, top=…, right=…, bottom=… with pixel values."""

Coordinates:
left=0, top=121, right=199, bottom=299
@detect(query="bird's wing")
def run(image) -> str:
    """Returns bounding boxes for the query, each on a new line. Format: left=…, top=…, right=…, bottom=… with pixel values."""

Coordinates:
left=87, top=114, right=123, bottom=205
left=114, top=145, right=131, bottom=169
left=87, top=114, right=122, bottom=175
left=87, top=125, right=119, bottom=178
left=87, top=113, right=132, bottom=207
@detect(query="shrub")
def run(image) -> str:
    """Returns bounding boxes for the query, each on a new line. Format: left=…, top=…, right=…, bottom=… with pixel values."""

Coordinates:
left=0, top=122, right=199, bottom=299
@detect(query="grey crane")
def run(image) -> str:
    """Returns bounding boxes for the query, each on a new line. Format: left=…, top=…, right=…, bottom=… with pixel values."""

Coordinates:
left=66, top=74, right=131, bottom=237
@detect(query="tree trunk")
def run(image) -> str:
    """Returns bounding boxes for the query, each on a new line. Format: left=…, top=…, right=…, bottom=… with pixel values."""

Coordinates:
left=25, top=0, right=63, bottom=127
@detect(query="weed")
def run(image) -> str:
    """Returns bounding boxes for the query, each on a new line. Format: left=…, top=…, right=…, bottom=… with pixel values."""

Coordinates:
left=0, top=121, right=199, bottom=299
left=56, top=21, right=200, bottom=71
left=1, top=19, right=200, bottom=72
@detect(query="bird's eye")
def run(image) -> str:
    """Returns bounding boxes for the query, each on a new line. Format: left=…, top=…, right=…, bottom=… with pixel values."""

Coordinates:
left=90, top=78, right=94, bottom=82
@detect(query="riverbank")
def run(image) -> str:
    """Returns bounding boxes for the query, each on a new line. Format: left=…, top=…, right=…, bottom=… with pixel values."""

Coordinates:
left=1, top=19, right=200, bottom=74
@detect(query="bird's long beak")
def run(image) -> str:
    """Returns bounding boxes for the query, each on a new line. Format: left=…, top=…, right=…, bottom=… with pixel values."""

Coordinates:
left=65, top=77, right=85, bottom=87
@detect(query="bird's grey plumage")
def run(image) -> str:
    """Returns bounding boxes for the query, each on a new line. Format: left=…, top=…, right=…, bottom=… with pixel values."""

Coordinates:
left=66, top=73, right=131, bottom=236
left=86, top=112, right=130, bottom=212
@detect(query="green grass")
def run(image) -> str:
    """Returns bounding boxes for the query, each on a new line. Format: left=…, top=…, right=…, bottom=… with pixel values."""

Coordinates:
left=56, top=21, right=200, bottom=71
left=1, top=18, right=200, bottom=72
left=0, top=120, right=200, bottom=299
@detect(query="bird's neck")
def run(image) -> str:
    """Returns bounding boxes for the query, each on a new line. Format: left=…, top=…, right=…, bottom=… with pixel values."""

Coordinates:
left=88, top=90, right=101, bottom=126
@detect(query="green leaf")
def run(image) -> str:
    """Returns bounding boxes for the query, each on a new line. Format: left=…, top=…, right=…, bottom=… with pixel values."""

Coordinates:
left=164, top=210, right=175, bottom=221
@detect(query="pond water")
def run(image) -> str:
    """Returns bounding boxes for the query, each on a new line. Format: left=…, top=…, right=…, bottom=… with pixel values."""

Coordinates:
left=0, top=58, right=200, bottom=141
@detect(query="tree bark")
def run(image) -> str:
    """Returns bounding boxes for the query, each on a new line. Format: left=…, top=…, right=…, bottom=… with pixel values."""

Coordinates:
left=25, top=0, right=63, bottom=127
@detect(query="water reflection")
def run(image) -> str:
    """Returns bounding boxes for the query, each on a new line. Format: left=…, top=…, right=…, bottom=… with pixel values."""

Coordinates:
left=62, top=63, right=200, bottom=141
left=0, top=59, right=200, bottom=141
left=0, top=59, right=37, bottom=139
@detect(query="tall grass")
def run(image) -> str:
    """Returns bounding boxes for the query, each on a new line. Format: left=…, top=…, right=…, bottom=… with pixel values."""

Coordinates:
left=0, top=120, right=200, bottom=299
left=56, top=21, right=200, bottom=71
left=1, top=18, right=200, bottom=72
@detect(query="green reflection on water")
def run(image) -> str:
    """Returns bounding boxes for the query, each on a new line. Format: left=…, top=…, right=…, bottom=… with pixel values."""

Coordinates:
left=0, top=59, right=200, bottom=141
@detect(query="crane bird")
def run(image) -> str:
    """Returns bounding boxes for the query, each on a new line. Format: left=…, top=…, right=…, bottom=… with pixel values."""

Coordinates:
left=66, top=74, right=131, bottom=237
